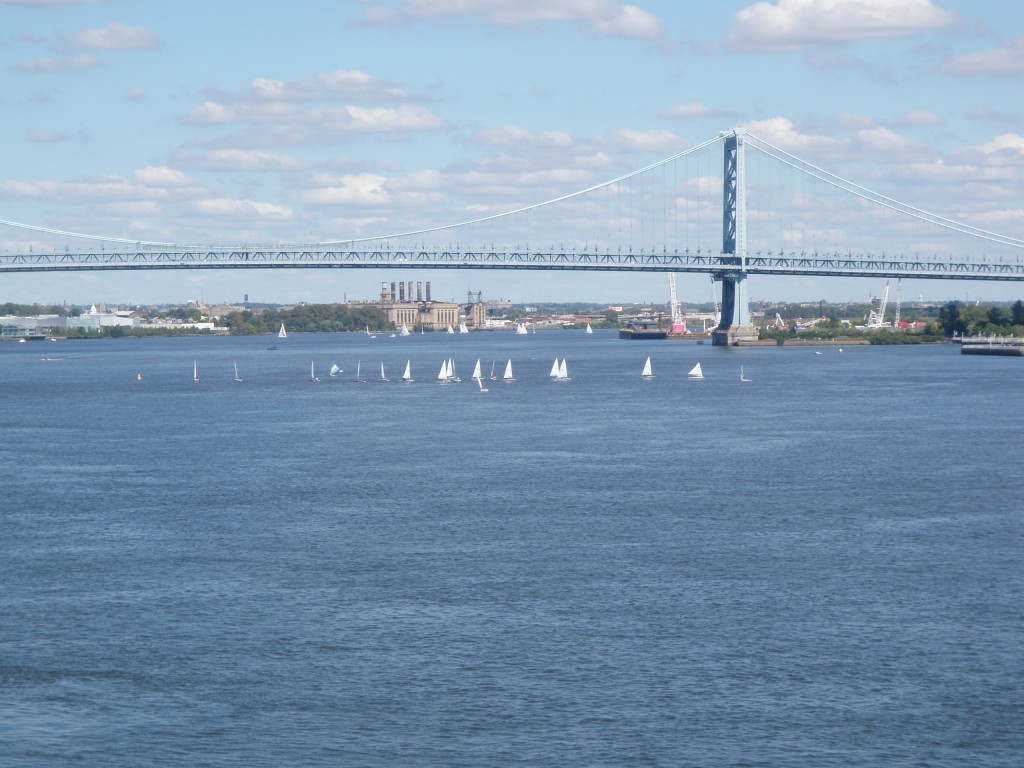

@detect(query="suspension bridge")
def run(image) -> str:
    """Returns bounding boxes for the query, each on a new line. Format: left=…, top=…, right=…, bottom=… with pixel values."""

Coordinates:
left=3, top=128, right=1023, bottom=344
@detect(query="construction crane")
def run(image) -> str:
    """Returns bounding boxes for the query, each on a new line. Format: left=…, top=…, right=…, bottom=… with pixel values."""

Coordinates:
left=893, top=278, right=901, bottom=328
left=667, top=274, right=686, bottom=333
left=710, top=276, right=721, bottom=328
left=864, top=280, right=891, bottom=328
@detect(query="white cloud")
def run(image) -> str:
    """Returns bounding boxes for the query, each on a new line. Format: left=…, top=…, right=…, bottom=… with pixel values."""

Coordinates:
left=26, top=129, right=71, bottom=142
left=742, top=117, right=845, bottom=154
left=611, top=128, right=682, bottom=152
left=974, top=134, right=1024, bottom=157
left=190, top=198, right=293, bottom=219
left=0, top=0, right=102, bottom=5
left=893, top=109, right=944, bottom=127
left=659, top=103, right=723, bottom=120
left=939, top=37, right=1024, bottom=76
left=727, top=0, right=957, bottom=52
left=12, top=54, right=100, bottom=73
left=188, top=149, right=302, bottom=172
left=181, top=101, right=445, bottom=140
left=854, top=126, right=918, bottom=154
left=123, top=87, right=145, bottom=100
left=293, top=173, right=391, bottom=206
left=68, top=22, right=163, bottom=51
left=244, top=70, right=413, bottom=102
left=134, top=166, right=190, bottom=186
left=361, top=0, right=666, bottom=42
left=472, top=125, right=574, bottom=148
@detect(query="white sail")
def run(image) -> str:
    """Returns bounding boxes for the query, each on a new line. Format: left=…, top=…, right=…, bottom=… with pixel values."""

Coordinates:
left=438, top=359, right=449, bottom=381
left=381, top=362, right=388, bottom=381
left=515, top=322, right=528, bottom=335
left=193, top=360, right=198, bottom=382
left=448, top=357, right=459, bottom=381
left=278, top=323, right=287, bottom=338
left=585, top=323, right=593, bottom=334
left=402, top=360, right=413, bottom=382
left=489, top=361, right=497, bottom=381
left=477, top=376, right=488, bottom=393
left=400, top=324, right=410, bottom=336
left=549, top=358, right=560, bottom=377
left=641, top=356, right=653, bottom=378
left=310, top=360, right=319, bottom=382
left=740, top=366, right=751, bottom=382
left=558, top=358, right=568, bottom=379
left=503, top=359, right=514, bottom=381
left=471, top=359, right=482, bottom=381
left=446, top=324, right=455, bottom=334
left=459, top=322, right=469, bottom=333
left=234, top=361, right=242, bottom=382
left=688, top=362, right=703, bottom=379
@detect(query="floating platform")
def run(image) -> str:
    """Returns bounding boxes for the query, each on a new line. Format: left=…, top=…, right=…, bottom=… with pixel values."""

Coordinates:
left=619, top=323, right=666, bottom=340
left=961, top=340, right=1024, bottom=356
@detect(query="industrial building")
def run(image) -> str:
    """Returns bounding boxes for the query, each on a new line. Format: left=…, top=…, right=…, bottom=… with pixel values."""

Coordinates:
left=375, top=281, right=459, bottom=331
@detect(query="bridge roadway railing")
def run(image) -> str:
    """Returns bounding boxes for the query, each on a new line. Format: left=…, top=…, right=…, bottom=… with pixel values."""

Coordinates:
left=1, top=248, right=1023, bottom=280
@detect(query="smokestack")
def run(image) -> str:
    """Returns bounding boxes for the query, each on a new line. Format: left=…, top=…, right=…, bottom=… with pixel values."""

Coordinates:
left=426, top=282, right=432, bottom=302
left=399, top=282, right=405, bottom=302
left=417, top=282, right=423, bottom=302
left=407, top=282, right=413, bottom=302
left=390, top=282, right=396, bottom=302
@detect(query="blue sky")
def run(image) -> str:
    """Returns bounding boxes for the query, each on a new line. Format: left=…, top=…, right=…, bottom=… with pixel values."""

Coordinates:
left=1, top=0, right=1022, bottom=308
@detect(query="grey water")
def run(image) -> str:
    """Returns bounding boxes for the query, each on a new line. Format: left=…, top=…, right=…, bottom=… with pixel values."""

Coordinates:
left=1, top=332, right=1021, bottom=767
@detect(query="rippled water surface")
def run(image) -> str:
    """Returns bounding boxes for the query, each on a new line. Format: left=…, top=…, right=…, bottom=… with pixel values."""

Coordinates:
left=2, top=332, right=1022, bottom=767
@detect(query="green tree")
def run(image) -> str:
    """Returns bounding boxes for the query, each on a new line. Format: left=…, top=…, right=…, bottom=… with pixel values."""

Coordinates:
left=1011, top=300, right=1024, bottom=326
left=937, top=301, right=966, bottom=337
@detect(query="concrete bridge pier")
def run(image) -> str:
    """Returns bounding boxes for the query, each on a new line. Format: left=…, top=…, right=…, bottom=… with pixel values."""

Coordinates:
left=711, top=271, right=759, bottom=345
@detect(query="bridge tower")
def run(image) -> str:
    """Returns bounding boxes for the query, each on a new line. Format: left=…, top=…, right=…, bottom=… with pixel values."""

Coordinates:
left=712, top=128, right=758, bottom=346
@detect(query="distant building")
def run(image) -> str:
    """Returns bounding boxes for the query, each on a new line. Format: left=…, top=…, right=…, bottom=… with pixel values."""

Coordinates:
left=363, top=280, right=459, bottom=331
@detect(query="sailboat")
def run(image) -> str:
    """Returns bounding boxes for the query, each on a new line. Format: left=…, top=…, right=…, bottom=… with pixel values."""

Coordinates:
left=381, top=362, right=389, bottom=382
left=365, top=325, right=376, bottom=339
left=233, top=361, right=243, bottom=382
left=740, top=365, right=751, bottom=382
left=489, top=361, right=497, bottom=381
left=641, top=356, right=654, bottom=379
left=446, top=324, right=455, bottom=334
left=193, top=360, right=199, bottom=383
left=549, top=357, right=560, bottom=378
left=477, top=376, right=488, bottom=393
left=400, top=324, right=410, bottom=337
left=401, top=360, right=413, bottom=382
left=448, top=357, right=460, bottom=382
left=554, top=358, right=570, bottom=381
left=310, top=361, right=319, bottom=382
left=459, top=321, right=469, bottom=334
left=437, top=358, right=450, bottom=383
left=503, top=359, right=514, bottom=382
left=355, top=361, right=364, bottom=382
left=585, top=323, right=593, bottom=334
left=688, top=362, right=704, bottom=379
left=471, top=359, right=482, bottom=381
left=515, top=322, right=528, bottom=335
left=278, top=323, right=287, bottom=339
left=329, top=363, right=342, bottom=377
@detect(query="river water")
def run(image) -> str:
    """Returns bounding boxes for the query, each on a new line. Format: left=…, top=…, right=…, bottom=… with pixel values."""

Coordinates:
left=2, top=332, right=1021, bottom=767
